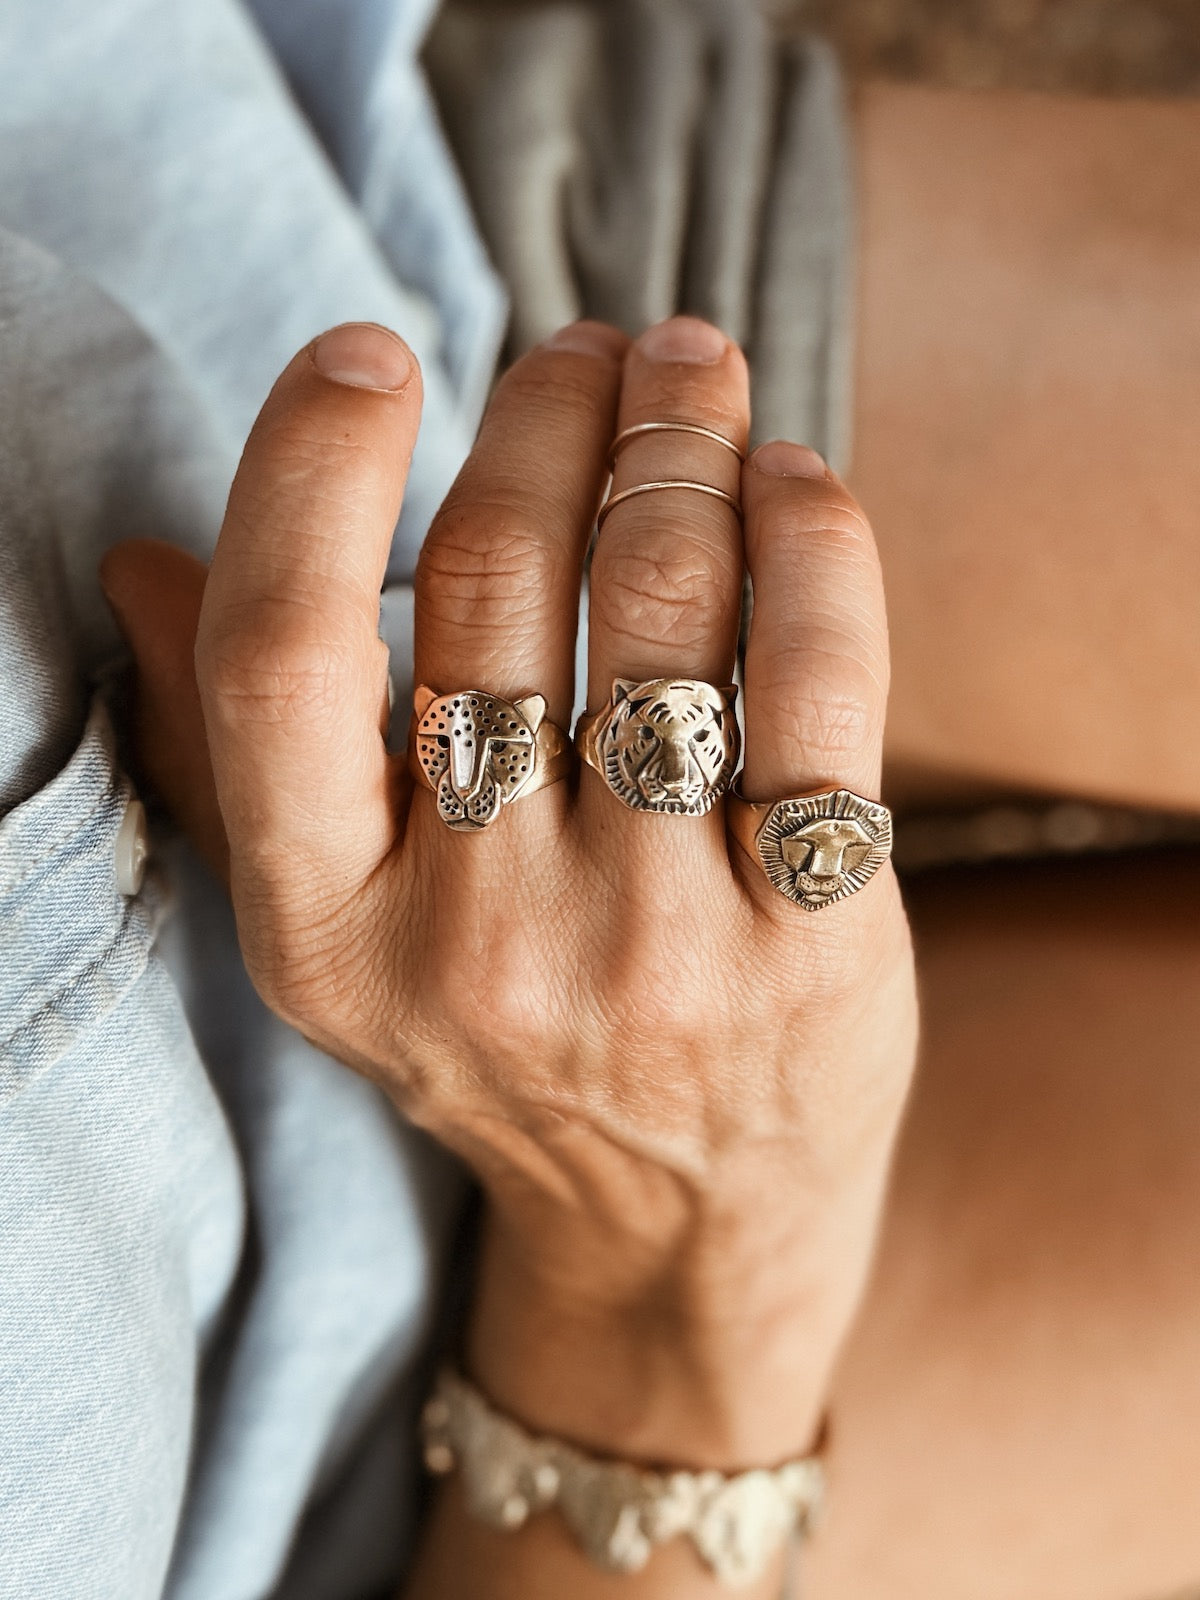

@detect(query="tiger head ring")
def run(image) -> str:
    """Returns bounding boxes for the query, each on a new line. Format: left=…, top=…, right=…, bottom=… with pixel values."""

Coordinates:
left=575, top=678, right=741, bottom=817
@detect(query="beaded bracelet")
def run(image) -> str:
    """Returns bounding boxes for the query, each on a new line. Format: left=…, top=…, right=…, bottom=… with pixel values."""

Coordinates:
left=421, top=1367, right=826, bottom=1587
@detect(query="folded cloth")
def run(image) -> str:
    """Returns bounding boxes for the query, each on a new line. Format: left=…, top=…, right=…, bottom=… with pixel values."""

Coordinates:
left=0, top=2, right=503, bottom=1597
left=427, top=0, right=854, bottom=467
left=0, top=0, right=507, bottom=575
left=0, top=3, right=852, bottom=1597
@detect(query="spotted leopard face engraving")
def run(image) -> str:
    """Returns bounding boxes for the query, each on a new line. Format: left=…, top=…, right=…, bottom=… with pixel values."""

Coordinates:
left=756, top=791, right=892, bottom=909
left=414, top=690, right=545, bottom=831
left=599, top=678, right=739, bottom=815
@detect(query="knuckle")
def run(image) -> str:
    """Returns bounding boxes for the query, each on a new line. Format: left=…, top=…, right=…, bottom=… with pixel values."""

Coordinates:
left=793, top=691, right=877, bottom=766
left=604, top=963, right=733, bottom=1059
left=592, top=528, right=732, bottom=652
left=417, top=501, right=557, bottom=619
left=418, top=940, right=559, bottom=1064
left=628, top=983, right=707, bottom=1045
left=761, top=491, right=878, bottom=568
left=629, top=356, right=749, bottom=434
left=771, top=662, right=882, bottom=768
left=498, top=361, right=609, bottom=420
left=238, top=422, right=378, bottom=526
left=262, top=414, right=375, bottom=474
left=468, top=983, right=554, bottom=1061
left=199, top=599, right=358, bottom=724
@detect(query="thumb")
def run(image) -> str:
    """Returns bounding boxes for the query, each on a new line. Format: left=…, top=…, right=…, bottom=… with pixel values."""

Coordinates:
left=194, top=324, right=421, bottom=923
left=100, top=539, right=230, bottom=884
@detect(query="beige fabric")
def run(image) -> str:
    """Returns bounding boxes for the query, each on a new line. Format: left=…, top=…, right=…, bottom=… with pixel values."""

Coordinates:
left=427, top=0, right=854, bottom=466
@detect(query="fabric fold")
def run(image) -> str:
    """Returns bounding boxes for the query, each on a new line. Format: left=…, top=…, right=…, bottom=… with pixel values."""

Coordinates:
left=428, top=0, right=854, bottom=464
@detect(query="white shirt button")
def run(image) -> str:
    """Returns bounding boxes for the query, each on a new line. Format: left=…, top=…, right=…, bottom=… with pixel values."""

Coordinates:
left=114, top=797, right=150, bottom=896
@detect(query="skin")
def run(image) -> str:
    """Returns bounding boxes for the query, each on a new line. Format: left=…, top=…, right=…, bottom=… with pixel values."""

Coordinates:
left=96, top=83, right=1200, bottom=1599
left=103, top=314, right=918, bottom=1600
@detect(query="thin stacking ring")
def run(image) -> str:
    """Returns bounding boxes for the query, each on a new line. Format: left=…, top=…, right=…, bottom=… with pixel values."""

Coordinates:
left=595, top=480, right=741, bottom=529
left=609, top=421, right=745, bottom=463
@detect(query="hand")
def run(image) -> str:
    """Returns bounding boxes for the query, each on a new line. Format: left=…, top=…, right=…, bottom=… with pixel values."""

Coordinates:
left=102, top=316, right=917, bottom=1470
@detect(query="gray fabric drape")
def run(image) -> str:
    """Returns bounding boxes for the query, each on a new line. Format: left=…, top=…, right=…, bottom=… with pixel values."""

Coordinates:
left=427, top=0, right=855, bottom=467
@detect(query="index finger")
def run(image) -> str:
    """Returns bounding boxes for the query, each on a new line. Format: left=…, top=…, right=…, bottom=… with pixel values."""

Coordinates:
left=196, top=323, right=423, bottom=909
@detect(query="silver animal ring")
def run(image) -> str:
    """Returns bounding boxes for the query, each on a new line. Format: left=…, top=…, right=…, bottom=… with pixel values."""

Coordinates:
left=575, top=678, right=740, bottom=817
left=727, top=785, right=893, bottom=910
left=409, top=687, right=573, bottom=832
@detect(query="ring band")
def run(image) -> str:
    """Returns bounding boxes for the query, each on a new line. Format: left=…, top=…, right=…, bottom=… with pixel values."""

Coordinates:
left=595, top=480, right=742, bottom=529
left=727, top=784, right=893, bottom=909
left=575, top=677, right=740, bottom=816
left=410, top=687, right=573, bottom=832
left=609, top=421, right=745, bottom=463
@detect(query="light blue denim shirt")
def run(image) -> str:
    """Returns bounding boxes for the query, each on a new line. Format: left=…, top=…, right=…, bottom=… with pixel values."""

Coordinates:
left=0, top=5, right=505, bottom=1597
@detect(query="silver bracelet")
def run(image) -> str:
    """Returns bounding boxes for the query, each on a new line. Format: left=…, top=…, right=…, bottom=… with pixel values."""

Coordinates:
left=420, top=1367, right=826, bottom=1586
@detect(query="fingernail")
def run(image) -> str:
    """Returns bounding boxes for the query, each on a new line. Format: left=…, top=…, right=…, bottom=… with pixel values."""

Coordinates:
left=542, top=320, right=627, bottom=358
left=311, top=323, right=415, bottom=391
left=753, top=440, right=828, bottom=478
left=637, top=316, right=728, bottom=364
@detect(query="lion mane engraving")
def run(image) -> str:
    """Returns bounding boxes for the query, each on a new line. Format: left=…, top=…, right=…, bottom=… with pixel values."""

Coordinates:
left=601, top=678, right=739, bottom=815
left=414, top=690, right=545, bottom=831
left=755, top=790, right=893, bottom=910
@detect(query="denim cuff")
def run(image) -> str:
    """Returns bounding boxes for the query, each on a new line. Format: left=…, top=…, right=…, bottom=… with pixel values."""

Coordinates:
left=0, top=695, right=164, bottom=1103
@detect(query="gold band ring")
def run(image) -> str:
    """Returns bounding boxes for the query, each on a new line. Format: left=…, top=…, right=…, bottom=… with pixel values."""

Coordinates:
left=609, top=421, right=745, bottom=463
left=410, top=687, right=573, bottom=832
left=575, top=678, right=740, bottom=816
left=726, top=783, right=893, bottom=910
left=595, top=480, right=742, bottom=530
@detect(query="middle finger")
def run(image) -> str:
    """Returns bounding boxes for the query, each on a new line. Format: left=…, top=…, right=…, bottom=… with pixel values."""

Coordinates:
left=582, top=317, right=750, bottom=834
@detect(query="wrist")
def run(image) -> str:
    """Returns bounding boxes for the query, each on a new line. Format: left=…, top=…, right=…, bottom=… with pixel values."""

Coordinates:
left=466, top=1151, right=891, bottom=1471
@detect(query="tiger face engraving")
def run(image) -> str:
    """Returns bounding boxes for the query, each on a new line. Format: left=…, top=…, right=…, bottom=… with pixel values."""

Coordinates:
left=598, top=678, right=739, bottom=815
left=414, top=689, right=545, bottom=831
left=756, top=790, right=892, bottom=910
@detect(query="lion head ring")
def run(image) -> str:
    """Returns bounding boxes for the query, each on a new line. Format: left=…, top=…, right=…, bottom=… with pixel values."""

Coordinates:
left=409, top=687, right=574, bottom=832
left=727, top=785, right=893, bottom=910
left=575, top=678, right=741, bottom=816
